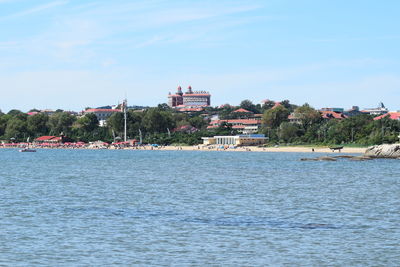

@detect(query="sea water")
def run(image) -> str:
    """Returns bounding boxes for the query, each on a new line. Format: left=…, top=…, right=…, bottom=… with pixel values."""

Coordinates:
left=0, top=149, right=399, bottom=266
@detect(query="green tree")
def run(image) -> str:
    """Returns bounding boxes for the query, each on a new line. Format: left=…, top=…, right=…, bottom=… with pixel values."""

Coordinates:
left=279, top=122, right=300, bottom=142
left=7, top=109, right=23, bottom=116
left=0, top=114, right=10, bottom=137
left=27, top=113, right=49, bottom=137
left=292, top=104, right=321, bottom=130
left=142, top=108, right=175, bottom=133
left=107, top=112, right=124, bottom=134
left=75, top=113, right=99, bottom=132
left=262, top=105, right=290, bottom=128
left=48, top=112, right=76, bottom=136
left=4, top=117, right=27, bottom=140
left=240, top=99, right=259, bottom=113
left=189, top=116, right=208, bottom=129
left=261, top=100, right=276, bottom=111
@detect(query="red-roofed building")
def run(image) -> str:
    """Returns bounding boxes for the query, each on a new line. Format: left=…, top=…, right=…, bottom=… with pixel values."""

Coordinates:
left=320, top=111, right=348, bottom=120
left=34, top=136, right=62, bottom=143
left=168, top=85, right=211, bottom=109
left=233, top=108, right=253, bottom=113
left=373, top=112, right=400, bottom=121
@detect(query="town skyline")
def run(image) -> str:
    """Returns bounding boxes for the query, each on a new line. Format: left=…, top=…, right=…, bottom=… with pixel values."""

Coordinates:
left=1, top=0, right=399, bottom=112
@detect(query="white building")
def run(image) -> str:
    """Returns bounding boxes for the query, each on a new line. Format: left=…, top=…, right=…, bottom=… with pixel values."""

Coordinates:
left=83, top=108, right=121, bottom=126
left=202, top=134, right=267, bottom=146
left=362, top=102, right=389, bottom=115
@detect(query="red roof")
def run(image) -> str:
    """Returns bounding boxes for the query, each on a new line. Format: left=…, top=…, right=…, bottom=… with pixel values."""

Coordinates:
left=374, top=112, right=400, bottom=120
left=233, top=108, right=252, bottom=113
left=35, top=136, right=61, bottom=141
left=320, top=111, right=347, bottom=119
left=271, top=102, right=282, bottom=109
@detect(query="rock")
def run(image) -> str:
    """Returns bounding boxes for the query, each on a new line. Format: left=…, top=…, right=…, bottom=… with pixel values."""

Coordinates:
left=317, top=156, right=337, bottom=161
left=300, top=158, right=318, bottom=161
left=349, top=156, right=373, bottom=161
left=333, top=155, right=355, bottom=159
left=364, top=144, right=400, bottom=158
left=300, top=156, right=337, bottom=161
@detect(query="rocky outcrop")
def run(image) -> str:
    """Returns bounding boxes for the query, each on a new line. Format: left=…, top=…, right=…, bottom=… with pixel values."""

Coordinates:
left=364, top=144, right=400, bottom=158
left=301, top=156, right=337, bottom=161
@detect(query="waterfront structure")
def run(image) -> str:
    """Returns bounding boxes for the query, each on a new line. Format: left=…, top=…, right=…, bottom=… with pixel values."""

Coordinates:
left=34, top=136, right=62, bottom=143
left=207, top=119, right=262, bottom=134
left=202, top=134, right=267, bottom=146
left=168, top=85, right=211, bottom=108
left=361, top=102, right=389, bottom=115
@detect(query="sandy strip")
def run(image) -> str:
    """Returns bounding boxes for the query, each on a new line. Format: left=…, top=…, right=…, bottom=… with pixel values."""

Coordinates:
left=1, top=145, right=366, bottom=154
left=138, top=145, right=366, bottom=154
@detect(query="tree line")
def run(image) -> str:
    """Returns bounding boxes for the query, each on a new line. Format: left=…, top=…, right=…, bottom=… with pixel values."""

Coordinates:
left=1, top=100, right=399, bottom=146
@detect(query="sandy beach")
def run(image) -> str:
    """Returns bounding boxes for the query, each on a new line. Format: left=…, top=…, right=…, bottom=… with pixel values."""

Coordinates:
left=136, top=145, right=366, bottom=154
left=1, top=144, right=367, bottom=154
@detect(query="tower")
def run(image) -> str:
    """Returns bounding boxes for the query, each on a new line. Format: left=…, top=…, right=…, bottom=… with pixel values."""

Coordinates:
left=177, top=86, right=183, bottom=96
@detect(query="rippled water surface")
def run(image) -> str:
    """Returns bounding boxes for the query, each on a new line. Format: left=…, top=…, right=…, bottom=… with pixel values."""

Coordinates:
left=1, top=149, right=399, bottom=266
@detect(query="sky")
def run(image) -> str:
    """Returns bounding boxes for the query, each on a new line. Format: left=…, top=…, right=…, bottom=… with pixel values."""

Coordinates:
left=0, top=0, right=399, bottom=112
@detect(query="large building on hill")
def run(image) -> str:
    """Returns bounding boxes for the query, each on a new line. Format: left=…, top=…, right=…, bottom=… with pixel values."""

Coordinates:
left=168, top=86, right=211, bottom=108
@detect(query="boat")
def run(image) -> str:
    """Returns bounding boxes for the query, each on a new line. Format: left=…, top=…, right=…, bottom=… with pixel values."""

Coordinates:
left=329, top=146, right=343, bottom=152
left=19, top=137, right=36, bottom=152
left=19, top=148, right=36, bottom=152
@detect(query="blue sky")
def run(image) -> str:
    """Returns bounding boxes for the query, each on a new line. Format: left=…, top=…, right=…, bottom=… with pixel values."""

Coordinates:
left=0, top=0, right=399, bottom=112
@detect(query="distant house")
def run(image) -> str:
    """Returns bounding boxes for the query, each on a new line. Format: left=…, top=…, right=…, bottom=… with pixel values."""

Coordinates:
left=288, top=113, right=303, bottom=124
left=173, top=125, right=199, bottom=133
left=361, top=102, right=389, bottom=115
left=34, top=136, right=62, bottom=143
left=344, top=106, right=364, bottom=117
left=83, top=108, right=121, bottom=126
left=320, top=110, right=347, bottom=120
left=289, top=110, right=346, bottom=124
left=373, top=112, right=400, bottom=121
left=233, top=108, right=253, bottom=114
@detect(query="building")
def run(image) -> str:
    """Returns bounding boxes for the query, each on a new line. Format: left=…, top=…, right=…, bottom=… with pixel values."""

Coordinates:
left=168, top=86, right=184, bottom=107
left=34, top=136, right=62, bottom=144
left=320, top=110, right=347, bottom=120
left=320, top=107, right=344, bottom=113
left=168, top=85, right=211, bottom=108
left=344, top=106, right=363, bottom=117
left=373, top=112, right=400, bottom=121
left=83, top=108, right=121, bottom=126
left=202, top=134, right=267, bottom=146
left=207, top=119, right=262, bottom=134
left=361, top=102, right=389, bottom=115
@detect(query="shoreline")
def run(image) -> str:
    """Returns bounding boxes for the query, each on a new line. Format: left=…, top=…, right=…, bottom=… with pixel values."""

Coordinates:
left=1, top=145, right=366, bottom=154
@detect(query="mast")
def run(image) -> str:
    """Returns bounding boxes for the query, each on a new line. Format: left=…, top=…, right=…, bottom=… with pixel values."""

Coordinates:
left=123, top=98, right=127, bottom=142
